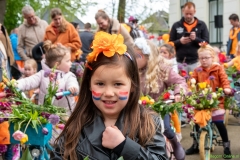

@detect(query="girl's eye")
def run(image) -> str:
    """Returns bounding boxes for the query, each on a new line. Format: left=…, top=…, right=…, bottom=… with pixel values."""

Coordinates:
left=96, top=82, right=104, bottom=86
left=115, top=83, right=122, bottom=86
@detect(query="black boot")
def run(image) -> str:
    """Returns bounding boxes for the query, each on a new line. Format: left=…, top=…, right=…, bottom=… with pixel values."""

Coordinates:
left=168, top=136, right=185, bottom=160
left=223, top=141, right=232, bottom=159
left=185, top=139, right=199, bottom=155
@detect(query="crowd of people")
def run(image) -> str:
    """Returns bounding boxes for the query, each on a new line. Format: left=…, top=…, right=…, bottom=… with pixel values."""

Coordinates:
left=0, top=1, right=239, bottom=160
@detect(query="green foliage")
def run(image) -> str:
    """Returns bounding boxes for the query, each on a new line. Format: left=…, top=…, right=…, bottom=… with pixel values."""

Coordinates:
left=3, top=0, right=42, bottom=33
left=3, top=0, right=96, bottom=33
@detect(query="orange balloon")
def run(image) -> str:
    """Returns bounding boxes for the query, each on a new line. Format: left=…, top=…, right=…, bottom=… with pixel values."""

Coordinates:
left=162, top=34, right=169, bottom=43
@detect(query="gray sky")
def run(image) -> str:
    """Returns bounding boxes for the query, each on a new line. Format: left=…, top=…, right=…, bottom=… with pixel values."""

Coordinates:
left=80, top=0, right=169, bottom=24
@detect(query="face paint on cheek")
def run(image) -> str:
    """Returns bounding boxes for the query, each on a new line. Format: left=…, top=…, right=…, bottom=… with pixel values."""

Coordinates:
left=119, top=91, right=129, bottom=100
left=92, top=91, right=101, bottom=100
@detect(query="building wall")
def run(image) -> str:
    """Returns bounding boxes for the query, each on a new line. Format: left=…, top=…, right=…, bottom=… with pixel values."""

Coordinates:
left=169, top=0, right=240, bottom=47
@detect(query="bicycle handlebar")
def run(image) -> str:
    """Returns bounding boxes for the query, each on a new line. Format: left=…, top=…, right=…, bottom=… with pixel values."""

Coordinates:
left=55, top=91, right=71, bottom=97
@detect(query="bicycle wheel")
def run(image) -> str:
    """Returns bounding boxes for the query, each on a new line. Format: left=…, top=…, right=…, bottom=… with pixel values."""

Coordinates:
left=224, top=109, right=229, bottom=127
left=199, top=130, right=211, bottom=160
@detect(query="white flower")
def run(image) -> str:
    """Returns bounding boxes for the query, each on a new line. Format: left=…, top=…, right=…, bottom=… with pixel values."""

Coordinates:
left=190, top=78, right=196, bottom=84
left=212, top=92, right=217, bottom=99
left=210, top=99, right=214, bottom=105
left=138, top=100, right=142, bottom=104
left=191, top=84, right=196, bottom=88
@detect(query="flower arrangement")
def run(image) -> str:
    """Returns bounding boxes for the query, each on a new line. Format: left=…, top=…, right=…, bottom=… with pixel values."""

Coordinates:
left=0, top=69, right=67, bottom=156
left=183, top=77, right=225, bottom=128
left=224, top=65, right=240, bottom=84
left=140, top=86, right=184, bottom=118
left=185, top=77, right=223, bottom=110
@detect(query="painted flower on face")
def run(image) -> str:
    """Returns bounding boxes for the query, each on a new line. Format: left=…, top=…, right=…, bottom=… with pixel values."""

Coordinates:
left=87, top=31, right=127, bottom=63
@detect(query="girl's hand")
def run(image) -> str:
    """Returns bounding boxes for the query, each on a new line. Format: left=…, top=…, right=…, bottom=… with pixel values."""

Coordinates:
left=102, top=126, right=125, bottom=149
left=174, top=94, right=181, bottom=102
left=224, top=88, right=232, bottom=95
left=68, top=87, right=78, bottom=96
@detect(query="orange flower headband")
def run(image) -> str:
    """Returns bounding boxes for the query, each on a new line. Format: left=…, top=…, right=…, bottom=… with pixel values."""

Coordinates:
left=87, top=31, right=127, bottom=63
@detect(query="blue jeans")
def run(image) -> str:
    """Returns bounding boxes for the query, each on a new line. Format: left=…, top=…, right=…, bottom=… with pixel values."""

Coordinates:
left=163, top=114, right=175, bottom=139
left=3, top=144, right=13, bottom=160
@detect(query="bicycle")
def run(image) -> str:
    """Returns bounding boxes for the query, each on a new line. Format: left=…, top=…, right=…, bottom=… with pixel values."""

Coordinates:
left=190, top=118, right=222, bottom=160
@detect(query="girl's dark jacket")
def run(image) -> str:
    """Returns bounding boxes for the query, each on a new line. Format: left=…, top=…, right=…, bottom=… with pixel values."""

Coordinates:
left=50, top=112, right=168, bottom=160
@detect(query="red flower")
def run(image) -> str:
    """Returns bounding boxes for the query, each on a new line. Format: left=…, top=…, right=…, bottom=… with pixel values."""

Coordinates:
left=162, top=92, right=170, bottom=100
left=181, top=70, right=187, bottom=77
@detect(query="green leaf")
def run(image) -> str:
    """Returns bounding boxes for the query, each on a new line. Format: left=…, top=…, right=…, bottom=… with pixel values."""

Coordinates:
left=20, top=147, right=32, bottom=160
left=31, top=120, right=38, bottom=133
left=32, top=110, right=38, bottom=120
left=117, top=156, right=124, bottom=160
left=83, top=156, right=89, bottom=160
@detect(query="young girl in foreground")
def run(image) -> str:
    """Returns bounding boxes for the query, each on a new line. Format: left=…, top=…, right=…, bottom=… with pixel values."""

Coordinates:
left=17, top=40, right=79, bottom=115
left=134, top=38, right=186, bottom=160
left=51, top=32, right=168, bottom=160
left=186, top=43, right=232, bottom=158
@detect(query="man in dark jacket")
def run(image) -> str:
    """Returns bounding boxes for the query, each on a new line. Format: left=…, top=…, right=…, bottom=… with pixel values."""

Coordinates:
left=169, top=2, right=209, bottom=73
left=79, top=23, right=93, bottom=63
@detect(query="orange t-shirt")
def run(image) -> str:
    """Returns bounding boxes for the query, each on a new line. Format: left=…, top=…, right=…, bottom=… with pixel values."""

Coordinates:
left=183, top=19, right=198, bottom=33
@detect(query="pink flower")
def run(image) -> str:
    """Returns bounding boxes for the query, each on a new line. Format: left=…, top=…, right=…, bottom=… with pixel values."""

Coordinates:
left=56, top=124, right=65, bottom=130
left=49, top=72, right=56, bottom=82
left=12, top=130, right=25, bottom=141
left=42, top=127, right=48, bottom=135
left=0, top=144, right=7, bottom=153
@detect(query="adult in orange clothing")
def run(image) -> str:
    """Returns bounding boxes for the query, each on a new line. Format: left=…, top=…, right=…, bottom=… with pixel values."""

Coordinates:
left=227, top=14, right=240, bottom=59
left=44, top=8, right=81, bottom=62
left=169, top=2, right=209, bottom=73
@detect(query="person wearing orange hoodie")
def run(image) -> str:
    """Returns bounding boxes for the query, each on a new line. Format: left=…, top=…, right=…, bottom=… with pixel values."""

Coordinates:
left=186, top=43, right=232, bottom=159
left=44, top=8, right=82, bottom=62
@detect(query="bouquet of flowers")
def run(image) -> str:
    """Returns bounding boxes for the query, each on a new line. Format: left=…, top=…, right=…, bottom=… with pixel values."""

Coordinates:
left=224, top=65, right=240, bottom=83
left=183, top=77, right=224, bottom=127
left=139, top=86, right=184, bottom=118
left=0, top=69, right=67, bottom=157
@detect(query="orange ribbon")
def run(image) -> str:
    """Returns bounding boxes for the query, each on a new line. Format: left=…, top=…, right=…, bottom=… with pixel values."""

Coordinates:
left=194, top=109, right=211, bottom=128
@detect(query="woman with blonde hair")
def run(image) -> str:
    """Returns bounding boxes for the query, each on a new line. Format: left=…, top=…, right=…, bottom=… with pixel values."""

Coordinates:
left=44, top=8, right=82, bottom=62
left=134, top=37, right=187, bottom=160
left=95, top=10, right=134, bottom=49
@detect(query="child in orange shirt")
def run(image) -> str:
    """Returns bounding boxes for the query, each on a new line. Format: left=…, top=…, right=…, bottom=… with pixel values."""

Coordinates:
left=186, top=43, right=232, bottom=158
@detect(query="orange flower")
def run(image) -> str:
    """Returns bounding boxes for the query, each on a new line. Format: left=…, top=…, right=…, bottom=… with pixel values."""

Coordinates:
left=87, top=32, right=127, bottom=63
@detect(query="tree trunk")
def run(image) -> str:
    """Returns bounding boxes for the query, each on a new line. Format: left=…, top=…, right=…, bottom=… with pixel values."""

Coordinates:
left=0, top=0, right=7, bottom=24
left=117, top=0, right=126, bottom=23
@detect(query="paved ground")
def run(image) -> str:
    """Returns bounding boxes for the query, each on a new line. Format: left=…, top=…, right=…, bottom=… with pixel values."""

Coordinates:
left=182, top=114, right=240, bottom=160
left=1, top=115, right=240, bottom=160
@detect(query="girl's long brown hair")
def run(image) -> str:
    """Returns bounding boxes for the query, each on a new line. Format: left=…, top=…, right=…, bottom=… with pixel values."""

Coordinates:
left=57, top=49, right=158, bottom=159
left=50, top=8, right=67, bottom=33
